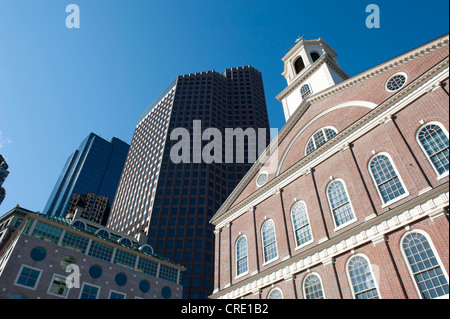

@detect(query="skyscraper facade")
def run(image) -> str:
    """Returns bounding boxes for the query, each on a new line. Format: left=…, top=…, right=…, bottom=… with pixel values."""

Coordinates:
left=43, top=133, right=130, bottom=218
left=0, top=155, right=9, bottom=207
left=107, top=66, right=270, bottom=298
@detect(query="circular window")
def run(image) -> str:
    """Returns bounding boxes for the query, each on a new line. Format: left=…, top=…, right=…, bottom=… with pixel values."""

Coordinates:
left=115, top=272, right=127, bottom=286
left=161, top=286, right=172, bottom=299
left=60, top=256, right=76, bottom=270
left=256, top=172, right=268, bottom=187
left=139, top=280, right=151, bottom=293
left=30, top=247, right=46, bottom=261
left=89, top=265, right=103, bottom=279
left=385, top=73, right=407, bottom=92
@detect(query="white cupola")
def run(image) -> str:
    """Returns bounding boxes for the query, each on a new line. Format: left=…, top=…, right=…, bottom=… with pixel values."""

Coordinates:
left=276, top=37, right=349, bottom=121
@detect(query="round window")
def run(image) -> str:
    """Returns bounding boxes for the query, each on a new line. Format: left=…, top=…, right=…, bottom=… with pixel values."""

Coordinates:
left=161, top=286, right=172, bottom=299
left=139, top=280, right=151, bottom=293
left=60, top=256, right=76, bottom=270
left=385, top=73, right=407, bottom=92
left=89, top=265, right=103, bottom=279
left=30, top=247, right=46, bottom=261
left=115, top=272, right=127, bottom=286
left=256, top=172, right=268, bottom=187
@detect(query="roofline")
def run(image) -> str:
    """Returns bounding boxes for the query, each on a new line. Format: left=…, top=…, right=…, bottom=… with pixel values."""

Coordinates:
left=210, top=33, right=449, bottom=226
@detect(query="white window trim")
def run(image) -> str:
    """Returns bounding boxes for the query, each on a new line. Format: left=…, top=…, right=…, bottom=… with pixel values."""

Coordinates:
left=267, top=287, right=283, bottom=299
left=109, top=289, right=127, bottom=299
left=235, top=235, right=249, bottom=279
left=290, top=201, right=314, bottom=249
left=345, top=253, right=382, bottom=299
left=47, top=273, right=70, bottom=299
left=302, top=272, right=326, bottom=299
left=256, top=171, right=269, bottom=188
left=415, top=121, right=450, bottom=179
left=14, top=264, right=43, bottom=291
left=368, top=152, right=410, bottom=207
left=261, top=219, right=279, bottom=265
left=78, top=282, right=101, bottom=299
left=399, top=229, right=450, bottom=299
left=326, top=179, right=358, bottom=231
left=385, top=72, right=408, bottom=92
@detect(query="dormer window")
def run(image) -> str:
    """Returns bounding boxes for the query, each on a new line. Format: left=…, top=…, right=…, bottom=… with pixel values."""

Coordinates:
left=294, top=56, right=305, bottom=74
left=310, top=52, right=320, bottom=62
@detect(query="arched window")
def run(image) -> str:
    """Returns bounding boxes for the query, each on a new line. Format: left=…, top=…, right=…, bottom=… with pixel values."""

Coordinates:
left=96, top=229, right=110, bottom=239
left=369, top=154, right=407, bottom=205
left=119, top=237, right=132, bottom=247
left=417, top=123, right=449, bottom=176
left=294, top=56, right=305, bottom=74
left=305, top=127, right=338, bottom=155
left=72, top=220, right=86, bottom=230
left=290, top=201, right=312, bottom=247
left=303, top=273, right=325, bottom=299
left=236, top=236, right=248, bottom=276
left=347, top=255, right=380, bottom=299
left=301, top=84, right=312, bottom=99
left=261, top=220, right=278, bottom=263
left=310, top=51, right=320, bottom=62
left=267, top=288, right=283, bottom=299
left=401, top=232, right=449, bottom=299
left=327, top=180, right=355, bottom=228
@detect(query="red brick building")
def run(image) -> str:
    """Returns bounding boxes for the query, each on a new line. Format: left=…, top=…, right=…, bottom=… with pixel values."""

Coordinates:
left=210, top=34, right=449, bottom=299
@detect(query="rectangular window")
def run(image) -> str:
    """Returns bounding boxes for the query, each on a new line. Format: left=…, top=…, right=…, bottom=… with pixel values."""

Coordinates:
left=109, top=290, right=126, bottom=299
left=79, top=283, right=100, bottom=299
left=16, top=266, right=41, bottom=289
left=113, top=250, right=137, bottom=270
left=159, top=264, right=179, bottom=284
left=48, top=275, right=69, bottom=298
left=61, top=232, right=89, bottom=254
left=136, top=258, right=158, bottom=277
left=88, top=241, right=114, bottom=262
left=31, top=221, right=62, bottom=244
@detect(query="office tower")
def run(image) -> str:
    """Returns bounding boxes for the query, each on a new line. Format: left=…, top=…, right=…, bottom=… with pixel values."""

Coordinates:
left=65, top=192, right=111, bottom=225
left=107, top=66, right=270, bottom=298
left=43, top=133, right=130, bottom=218
left=0, top=155, right=9, bottom=207
left=210, top=35, right=449, bottom=299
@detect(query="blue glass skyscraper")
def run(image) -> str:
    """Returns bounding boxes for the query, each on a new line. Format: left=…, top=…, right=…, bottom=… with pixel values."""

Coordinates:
left=43, top=133, right=129, bottom=219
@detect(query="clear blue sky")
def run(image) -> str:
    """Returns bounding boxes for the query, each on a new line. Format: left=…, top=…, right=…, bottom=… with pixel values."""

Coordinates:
left=0, top=0, right=448, bottom=216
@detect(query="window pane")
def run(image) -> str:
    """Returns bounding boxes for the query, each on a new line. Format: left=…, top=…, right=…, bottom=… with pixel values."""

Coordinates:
left=304, top=275, right=324, bottom=299
left=418, top=124, right=449, bottom=175
left=262, top=220, right=278, bottom=262
left=403, top=233, right=449, bottom=299
left=327, top=181, right=355, bottom=227
left=370, top=155, right=405, bottom=203
left=236, top=236, right=248, bottom=275
left=348, top=256, right=379, bottom=299
left=291, top=202, right=312, bottom=246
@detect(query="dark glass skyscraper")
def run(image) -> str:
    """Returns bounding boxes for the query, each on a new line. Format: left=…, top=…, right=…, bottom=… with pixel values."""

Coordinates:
left=107, top=66, right=270, bottom=298
left=43, top=133, right=129, bottom=218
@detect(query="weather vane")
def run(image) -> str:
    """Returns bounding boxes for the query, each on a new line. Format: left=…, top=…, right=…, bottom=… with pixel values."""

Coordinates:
left=295, top=35, right=304, bottom=43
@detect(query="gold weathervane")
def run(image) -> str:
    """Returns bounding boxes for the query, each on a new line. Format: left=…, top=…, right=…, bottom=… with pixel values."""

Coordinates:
left=295, top=35, right=304, bottom=43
